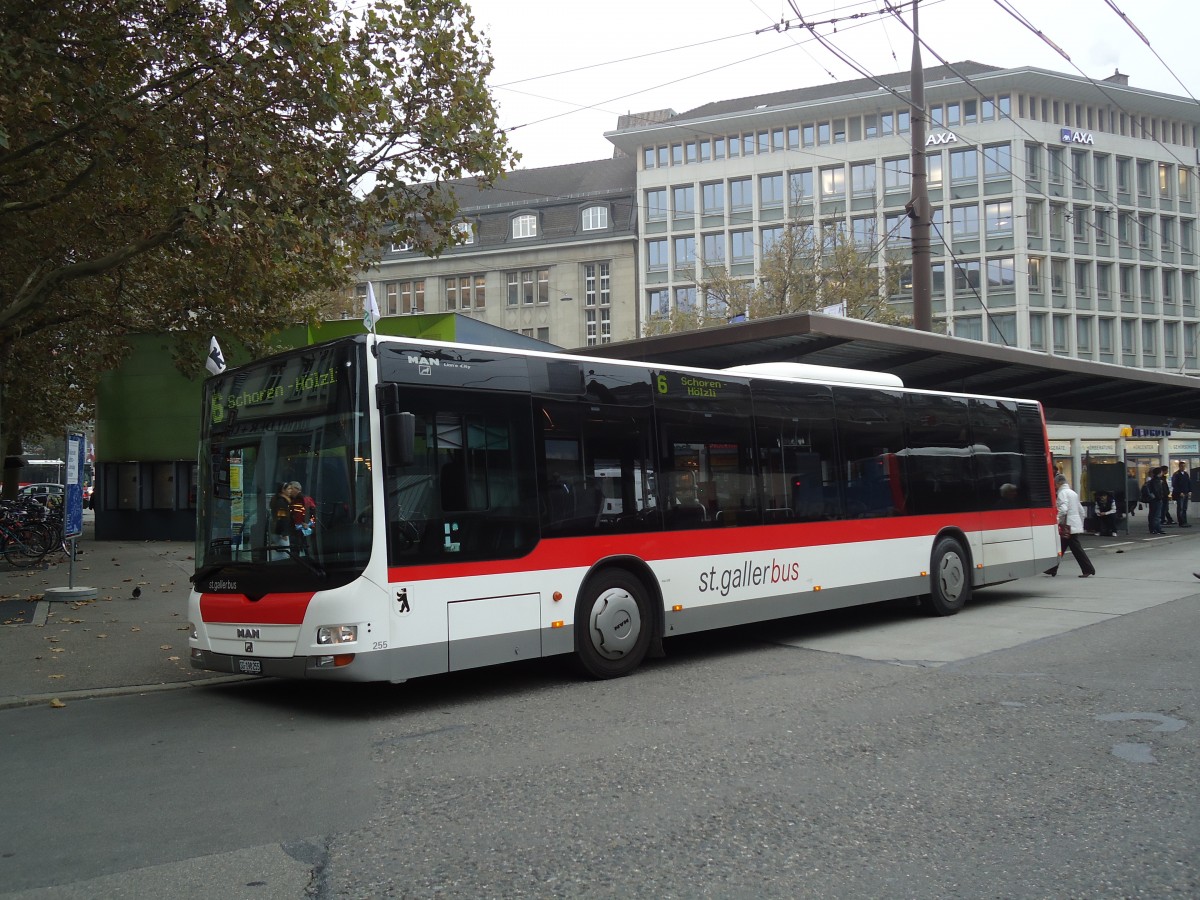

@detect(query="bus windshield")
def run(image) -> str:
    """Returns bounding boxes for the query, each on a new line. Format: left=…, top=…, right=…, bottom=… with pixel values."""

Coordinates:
left=195, top=340, right=372, bottom=589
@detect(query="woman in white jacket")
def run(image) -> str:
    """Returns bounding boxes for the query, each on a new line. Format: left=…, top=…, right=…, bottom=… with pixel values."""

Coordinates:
left=1044, top=473, right=1096, bottom=578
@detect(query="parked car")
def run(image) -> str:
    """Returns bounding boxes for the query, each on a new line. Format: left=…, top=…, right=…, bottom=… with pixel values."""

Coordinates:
left=18, top=483, right=65, bottom=504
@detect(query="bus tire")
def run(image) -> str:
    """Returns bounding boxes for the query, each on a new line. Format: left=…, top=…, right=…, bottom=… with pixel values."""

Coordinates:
left=575, top=571, right=652, bottom=679
left=926, top=536, right=970, bottom=616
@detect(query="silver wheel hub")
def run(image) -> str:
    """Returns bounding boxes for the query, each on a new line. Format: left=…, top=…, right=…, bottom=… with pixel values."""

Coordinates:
left=938, top=553, right=966, bottom=600
left=589, top=588, right=641, bottom=660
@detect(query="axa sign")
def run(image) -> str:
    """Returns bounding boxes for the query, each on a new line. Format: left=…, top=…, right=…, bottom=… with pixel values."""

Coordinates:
left=926, top=131, right=958, bottom=146
left=1061, top=128, right=1095, bottom=144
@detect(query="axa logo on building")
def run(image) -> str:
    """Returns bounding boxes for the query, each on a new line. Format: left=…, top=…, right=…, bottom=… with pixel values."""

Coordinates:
left=926, top=132, right=958, bottom=146
left=1061, top=129, right=1095, bottom=144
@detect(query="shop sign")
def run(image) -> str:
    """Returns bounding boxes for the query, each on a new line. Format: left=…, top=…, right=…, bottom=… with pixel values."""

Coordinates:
left=1048, top=441, right=1071, bottom=455
left=1124, top=441, right=1160, bottom=453
left=1169, top=440, right=1200, bottom=454
left=1080, top=441, right=1116, bottom=455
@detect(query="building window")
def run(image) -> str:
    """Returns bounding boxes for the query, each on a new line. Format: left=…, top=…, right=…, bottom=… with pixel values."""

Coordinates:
left=953, top=260, right=981, bottom=294
left=1077, top=317, right=1093, bottom=354
left=761, top=226, right=784, bottom=253
left=1050, top=204, right=1066, bottom=240
left=445, top=274, right=485, bottom=310
left=648, top=288, right=670, bottom=318
left=672, top=185, right=694, bottom=217
left=1051, top=258, right=1067, bottom=295
left=400, top=279, right=425, bottom=313
left=1030, top=312, right=1047, bottom=350
left=987, top=257, right=1016, bottom=291
left=955, top=316, right=982, bottom=341
left=883, top=158, right=909, bottom=191
left=951, top=204, right=979, bottom=241
left=760, top=174, right=784, bottom=208
left=850, top=162, right=876, bottom=196
left=1025, top=144, right=1041, bottom=179
left=1048, top=147, right=1064, bottom=184
left=646, top=189, right=667, bottom=221
left=702, top=233, right=725, bottom=265
left=926, top=152, right=943, bottom=186
left=731, top=230, right=754, bottom=262
left=820, top=165, right=846, bottom=198
left=949, top=148, right=978, bottom=183
left=512, top=214, right=537, bottom=239
left=985, top=200, right=1013, bottom=236
left=1160, top=163, right=1173, bottom=199
left=851, top=216, right=876, bottom=247
left=982, top=144, right=1011, bottom=180
left=1074, top=261, right=1091, bottom=299
left=989, top=313, right=1016, bottom=345
left=1072, top=206, right=1088, bottom=242
left=885, top=212, right=911, bottom=245
left=506, top=268, right=549, bottom=305
left=583, top=262, right=610, bottom=308
left=1026, top=199, right=1043, bottom=238
left=454, top=221, right=475, bottom=244
left=675, top=286, right=697, bottom=314
left=581, top=206, right=608, bottom=231
left=1028, top=257, right=1043, bottom=291
left=647, top=239, right=668, bottom=272
left=1136, top=160, right=1152, bottom=197
left=674, top=235, right=695, bottom=269
left=730, top=177, right=753, bottom=211
left=701, top=182, right=724, bottom=215
left=789, top=170, right=814, bottom=203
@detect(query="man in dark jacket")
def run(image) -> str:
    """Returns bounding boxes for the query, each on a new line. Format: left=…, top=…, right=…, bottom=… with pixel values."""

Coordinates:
left=1143, top=467, right=1166, bottom=535
left=1171, top=461, right=1192, bottom=527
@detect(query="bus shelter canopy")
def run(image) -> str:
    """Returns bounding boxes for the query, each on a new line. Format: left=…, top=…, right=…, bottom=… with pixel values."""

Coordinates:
left=573, top=313, right=1200, bottom=430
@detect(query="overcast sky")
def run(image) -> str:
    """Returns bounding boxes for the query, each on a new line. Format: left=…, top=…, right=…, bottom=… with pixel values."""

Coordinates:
left=464, top=0, right=1200, bottom=171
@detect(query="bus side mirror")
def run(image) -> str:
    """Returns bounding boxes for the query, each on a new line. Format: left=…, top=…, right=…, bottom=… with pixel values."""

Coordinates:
left=383, top=412, right=415, bottom=467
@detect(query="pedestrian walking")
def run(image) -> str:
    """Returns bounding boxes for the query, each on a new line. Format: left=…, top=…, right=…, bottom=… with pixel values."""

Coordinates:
left=1171, top=461, right=1191, bottom=527
left=1045, top=473, right=1096, bottom=578
left=1142, top=467, right=1166, bottom=535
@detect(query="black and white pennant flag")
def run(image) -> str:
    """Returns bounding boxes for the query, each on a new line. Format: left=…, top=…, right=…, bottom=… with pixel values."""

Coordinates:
left=206, top=336, right=227, bottom=375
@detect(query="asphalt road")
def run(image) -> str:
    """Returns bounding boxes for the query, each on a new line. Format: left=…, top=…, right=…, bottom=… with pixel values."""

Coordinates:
left=1, top=534, right=1197, bottom=899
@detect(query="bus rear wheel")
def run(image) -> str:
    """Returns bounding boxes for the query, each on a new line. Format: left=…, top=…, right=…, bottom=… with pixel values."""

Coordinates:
left=926, top=536, right=970, bottom=616
left=575, top=571, right=652, bottom=679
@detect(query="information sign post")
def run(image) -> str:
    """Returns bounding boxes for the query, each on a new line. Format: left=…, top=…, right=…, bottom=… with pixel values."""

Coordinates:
left=44, top=432, right=96, bottom=602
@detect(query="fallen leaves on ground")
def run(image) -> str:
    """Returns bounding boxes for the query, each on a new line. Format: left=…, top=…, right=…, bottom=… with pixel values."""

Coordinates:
left=49, top=698, right=65, bottom=708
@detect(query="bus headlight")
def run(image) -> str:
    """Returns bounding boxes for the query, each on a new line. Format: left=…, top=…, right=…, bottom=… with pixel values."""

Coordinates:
left=316, top=625, right=358, bottom=645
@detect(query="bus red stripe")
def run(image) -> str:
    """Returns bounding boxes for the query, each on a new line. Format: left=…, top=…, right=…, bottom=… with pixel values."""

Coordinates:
left=387, top=508, right=1052, bottom=582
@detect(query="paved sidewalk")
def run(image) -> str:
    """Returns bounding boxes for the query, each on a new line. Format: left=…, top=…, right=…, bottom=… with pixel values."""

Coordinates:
left=0, top=514, right=241, bottom=709
left=1, top=508, right=1194, bottom=709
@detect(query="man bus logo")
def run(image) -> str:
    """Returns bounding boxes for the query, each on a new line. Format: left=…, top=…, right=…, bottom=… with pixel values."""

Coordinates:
left=926, top=132, right=958, bottom=146
left=1061, top=129, right=1095, bottom=144
left=237, top=627, right=261, bottom=639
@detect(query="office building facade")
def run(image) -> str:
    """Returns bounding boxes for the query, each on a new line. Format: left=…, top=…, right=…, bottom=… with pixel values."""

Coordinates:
left=606, top=61, right=1199, bottom=371
left=357, top=158, right=638, bottom=349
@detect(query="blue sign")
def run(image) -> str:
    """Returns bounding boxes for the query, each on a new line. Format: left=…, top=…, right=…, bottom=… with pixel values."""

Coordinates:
left=65, top=432, right=85, bottom=538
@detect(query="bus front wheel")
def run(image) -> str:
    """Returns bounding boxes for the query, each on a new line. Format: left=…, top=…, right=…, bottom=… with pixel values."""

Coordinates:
left=926, top=536, right=970, bottom=616
left=575, top=571, right=652, bottom=679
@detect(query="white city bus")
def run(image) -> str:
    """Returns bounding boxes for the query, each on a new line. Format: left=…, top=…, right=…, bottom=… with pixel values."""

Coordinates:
left=188, top=335, right=1059, bottom=682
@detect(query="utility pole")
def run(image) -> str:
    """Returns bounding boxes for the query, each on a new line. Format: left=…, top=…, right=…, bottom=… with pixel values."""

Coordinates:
left=906, top=0, right=933, bottom=332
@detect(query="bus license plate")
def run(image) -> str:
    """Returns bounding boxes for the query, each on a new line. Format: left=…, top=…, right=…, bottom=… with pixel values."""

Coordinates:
left=238, top=658, right=262, bottom=675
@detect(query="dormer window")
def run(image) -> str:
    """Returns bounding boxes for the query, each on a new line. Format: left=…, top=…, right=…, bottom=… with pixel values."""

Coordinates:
left=454, top=221, right=476, bottom=244
left=512, top=214, right=537, bottom=239
left=581, top=205, right=608, bottom=231
left=391, top=239, right=411, bottom=252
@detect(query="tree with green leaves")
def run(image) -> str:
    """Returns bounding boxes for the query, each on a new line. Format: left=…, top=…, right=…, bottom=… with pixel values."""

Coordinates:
left=0, top=0, right=516, bottom=493
left=644, top=218, right=910, bottom=336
